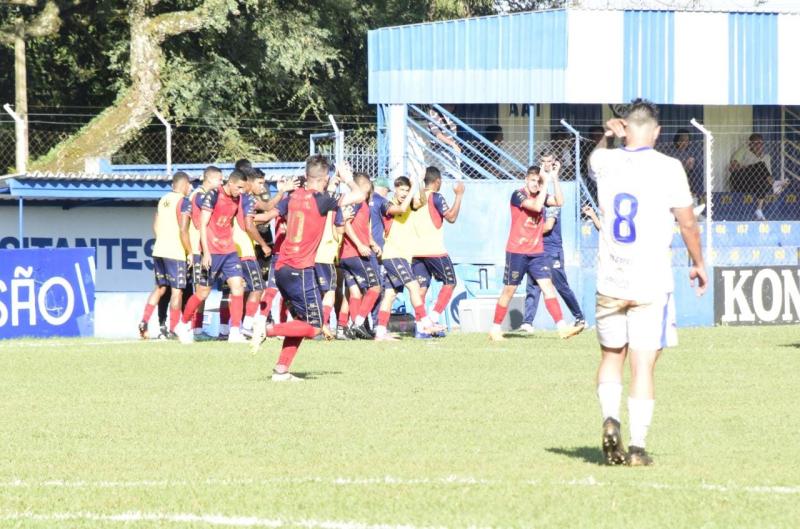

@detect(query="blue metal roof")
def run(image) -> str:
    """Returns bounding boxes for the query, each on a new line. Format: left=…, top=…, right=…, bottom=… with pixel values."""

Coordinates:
left=368, top=8, right=796, bottom=105
left=3, top=178, right=171, bottom=199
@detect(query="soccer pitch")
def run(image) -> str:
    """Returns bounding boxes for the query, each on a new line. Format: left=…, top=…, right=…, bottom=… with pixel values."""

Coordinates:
left=0, top=327, right=798, bottom=528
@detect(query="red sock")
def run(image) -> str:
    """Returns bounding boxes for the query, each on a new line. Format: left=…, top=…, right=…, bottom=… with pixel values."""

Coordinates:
left=229, top=294, right=244, bottom=328
left=260, top=288, right=278, bottom=316
left=141, top=303, right=156, bottom=324
left=169, top=308, right=181, bottom=332
left=544, top=297, right=563, bottom=323
left=434, top=284, right=455, bottom=313
left=337, top=308, right=350, bottom=327
left=378, top=310, right=391, bottom=327
left=322, top=305, right=333, bottom=327
left=348, top=297, right=362, bottom=322
left=220, top=303, right=230, bottom=325
left=268, top=319, right=318, bottom=338
left=359, top=289, right=381, bottom=319
left=245, top=300, right=259, bottom=318
left=279, top=300, right=289, bottom=322
left=192, top=309, right=204, bottom=330
left=493, top=304, right=508, bottom=325
left=413, top=303, right=426, bottom=321
left=276, top=336, right=303, bottom=370
left=182, top=294, right=204, bottom=324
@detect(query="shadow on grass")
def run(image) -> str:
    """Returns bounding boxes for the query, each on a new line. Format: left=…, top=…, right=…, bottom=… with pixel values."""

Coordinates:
left=545, top=446, right=605, bottom=465
left=292, top=371, right=343, bottom=380
left=779, top=343, right=800, bottom=348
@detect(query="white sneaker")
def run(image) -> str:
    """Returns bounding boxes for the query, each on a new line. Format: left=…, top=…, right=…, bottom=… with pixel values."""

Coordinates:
left=251, top=317, right=267, bottom=355
left=228, top=329, right=248, bottom=343
left=755, top=208, right=766, bottom=221
left=271, top=371, right=303, bottom=382
left=693, top=204, right=706, bottom=217
left=175, top=321, right=193, bottom=344
left=519, top=323, right=535, bottom=334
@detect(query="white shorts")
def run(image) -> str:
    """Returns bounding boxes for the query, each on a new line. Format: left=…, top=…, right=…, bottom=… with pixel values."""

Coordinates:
left=595, top=292, right=677, bottom=351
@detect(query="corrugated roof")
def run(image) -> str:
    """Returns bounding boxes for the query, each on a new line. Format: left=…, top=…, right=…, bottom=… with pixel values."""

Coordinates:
left=22, top=171, right=172, bottom=181
left=567, top=0, right=800, bottom=14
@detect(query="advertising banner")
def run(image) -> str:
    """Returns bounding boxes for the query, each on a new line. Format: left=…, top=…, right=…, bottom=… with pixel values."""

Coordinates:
left=714, top=266, right=800, bottom=325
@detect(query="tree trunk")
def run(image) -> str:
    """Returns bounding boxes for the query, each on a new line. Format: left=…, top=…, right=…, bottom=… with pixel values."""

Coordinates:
left=29, top=0, right=234, bottom=173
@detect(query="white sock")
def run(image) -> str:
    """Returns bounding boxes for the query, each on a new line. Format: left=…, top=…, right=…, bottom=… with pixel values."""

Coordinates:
left=556, top=320, right=567, bottom=329
left=375, top=325, right=387, bottom=338
left=354, top=315, right=365, bottom=326
left=229, top=326, right=241, bottom=336
left=628, top=397, right=655, bottom=448
left=416, top=316, right=433, bottom=332
left=242, top=316, right=253, bottom=331
left=219, top=324, right=229, bottom=335
left=490, top=322, right=502, bottom=333
left=597, top=382, right=623, bottom=422
left=429, top=310, right=440, bottom=324
left=254, top=313, right=267, bottom=324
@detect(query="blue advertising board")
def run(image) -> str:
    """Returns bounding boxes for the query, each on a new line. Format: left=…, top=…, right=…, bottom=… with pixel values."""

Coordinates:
left=0, top=248, right=96, bottom=339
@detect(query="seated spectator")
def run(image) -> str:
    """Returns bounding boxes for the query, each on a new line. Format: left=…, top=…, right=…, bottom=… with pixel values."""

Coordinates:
left=670, top=129, right=703, bottom=202
left=729, top=133, right=773, bottom=220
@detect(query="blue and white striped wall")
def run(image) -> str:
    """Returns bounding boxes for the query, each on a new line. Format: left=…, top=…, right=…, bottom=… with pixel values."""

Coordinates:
left=368, top=9, right=800, bottom=105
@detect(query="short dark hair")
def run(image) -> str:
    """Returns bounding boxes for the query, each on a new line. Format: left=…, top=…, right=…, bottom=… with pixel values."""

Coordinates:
left=172, top=171, right=190, bottom=186
left=526, top=165, right=541, bottom=176
left=203, top=165, right=221, bottom=183
left=622, top=98, right=659, bottom=124
left=235, top=159, right=252, bottom=171
left=243, top=167, right=263, bottom=182
left=305, top=154, right=330, bottom=182
left=484, top=124, right=503, bottom=142
left=228, top=169, right=246, bottom=183
left=749, top=133, right=764, bottom=143
left=539, top=150, right=555, bottom=159
left=394, top=176, right=411, bottom=188
left=424, top=166, right=441, bottom=186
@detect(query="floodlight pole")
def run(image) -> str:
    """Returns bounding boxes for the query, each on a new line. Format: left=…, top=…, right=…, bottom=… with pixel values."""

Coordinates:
left=154, top=110, right=172, bottom=176
left=691, top=118, right=714, bottom=266
left=4, top=103, right=26, bottom=174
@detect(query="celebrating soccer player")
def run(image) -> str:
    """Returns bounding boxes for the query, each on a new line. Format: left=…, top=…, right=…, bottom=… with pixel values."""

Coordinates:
left=250, top=157, right=366, bottom=381
left=489, top=162, right=583, bottom=341
left=175, top=170, right=248, bottom=344
left=335, top=172, right=383, bottom=339
left=589, top=99, right=707, bottom=466
left=411, top=166, right=464, bottom=331
left=138, top=172, right=193, bottom=339
left=373, top=175, right=443, bottom=340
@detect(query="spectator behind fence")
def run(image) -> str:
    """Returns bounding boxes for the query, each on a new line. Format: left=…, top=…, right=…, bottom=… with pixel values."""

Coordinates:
left=427, top=105, right=460, bottom=175
left=581, top=126, right=607, bottom=205
left=729, top=133, right=773, bottom=220
left=669, top=129, right=703, bottom=202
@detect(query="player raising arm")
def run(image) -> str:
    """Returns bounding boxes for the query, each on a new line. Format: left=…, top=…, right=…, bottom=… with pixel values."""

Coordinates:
left=590, top=99, right=707, bottom=466
left=250, top=157, right=366, bottom=381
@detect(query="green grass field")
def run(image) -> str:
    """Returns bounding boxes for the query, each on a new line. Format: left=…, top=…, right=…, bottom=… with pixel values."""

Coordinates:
left=0, top=326, right=798, bottom=528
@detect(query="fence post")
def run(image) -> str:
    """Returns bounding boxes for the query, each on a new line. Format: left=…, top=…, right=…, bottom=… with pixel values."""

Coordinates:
left=691, top=118, right=714, bottom=266
left=3, top=103, right=26, bottom=173
left=388, top=104, right=407, bottom=179
left=153, top=110, right=172, bottom=176
left=528, top=104, right=535, bottom=166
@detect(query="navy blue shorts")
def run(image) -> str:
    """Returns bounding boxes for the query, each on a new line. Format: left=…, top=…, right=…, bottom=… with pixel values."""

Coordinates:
left=266, top=257, right=278, bottom=290
left=275, top=265, right=323, bottom=328
left=241, top=258, right=266, bottom=291
left=191, top=254, right=210, bottom=288
left=314, top=262, right=337, bottom=293
left=209, top=252, right=243, bottom=283
left=412, top=255, right=457, bottom=288
left=503, top=252, right=551, bottom=285
left=153, top=257, right=187, bottom=289
left=382, top=257, right=415, bottom=290
left=340, top=256, right=380, bottom=290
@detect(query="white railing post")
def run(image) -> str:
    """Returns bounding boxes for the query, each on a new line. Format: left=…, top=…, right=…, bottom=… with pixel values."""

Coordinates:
left=691, top=118, right=714, bottom=266
left=154, top=110, right=172, bottom=176
left=328, top=114, right=344, bottom=168
left=4, top=103, right=26, bottom=173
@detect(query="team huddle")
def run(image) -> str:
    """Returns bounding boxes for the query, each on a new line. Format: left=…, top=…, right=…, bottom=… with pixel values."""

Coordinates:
left=139, top=99, right=708, bottom=466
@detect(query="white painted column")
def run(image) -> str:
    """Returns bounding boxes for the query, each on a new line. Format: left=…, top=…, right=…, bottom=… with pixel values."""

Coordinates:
left=387, top=104, right=407, bottom=179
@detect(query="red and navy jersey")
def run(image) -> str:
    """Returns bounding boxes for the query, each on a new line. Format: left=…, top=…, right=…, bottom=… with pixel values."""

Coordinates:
left=369, top=193, right=389, bottom=248
left=335, top=202, right=371, bottom=259
left=275, top=189, right=339, bottom=270
left=235, top=192, right=256, bottom=230
left=190, top=187, right=209, bottom=231
left=426, top=192, right=449, bottom=228
left=201, top=185, right=240, bottom=255
left=273, top=215, right=286, bottom=254
left=505, top=188, right=547, bottom=255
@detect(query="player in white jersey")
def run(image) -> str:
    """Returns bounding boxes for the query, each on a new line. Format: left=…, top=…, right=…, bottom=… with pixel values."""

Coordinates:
left=589, top=99, right=707, bottom=466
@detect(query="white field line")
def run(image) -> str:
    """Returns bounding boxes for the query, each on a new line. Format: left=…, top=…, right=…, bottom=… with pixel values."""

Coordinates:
left=0, top=476, right=798, bottom=496
left=0, top=339, right=166, bottom=349
left=0, top=511, right=467, bottom=529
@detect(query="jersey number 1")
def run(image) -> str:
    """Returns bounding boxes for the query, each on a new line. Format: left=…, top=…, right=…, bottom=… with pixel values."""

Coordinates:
left=612, top=193, right=638, bottom=243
